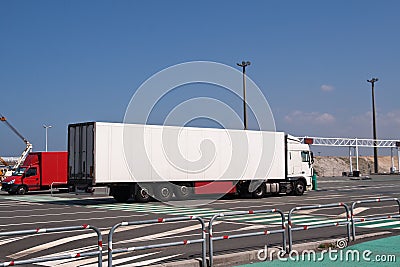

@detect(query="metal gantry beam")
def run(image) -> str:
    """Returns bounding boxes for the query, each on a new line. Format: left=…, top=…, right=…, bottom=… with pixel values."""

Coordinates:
left=298, top=136, right=400, bottom=148
left=298, top=136, right=400, bottom=174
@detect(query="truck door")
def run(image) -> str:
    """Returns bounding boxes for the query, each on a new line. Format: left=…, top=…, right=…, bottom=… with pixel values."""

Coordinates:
left=22, top=167, right=40, bottom=190
left=301, top=151, right=313, bottom=177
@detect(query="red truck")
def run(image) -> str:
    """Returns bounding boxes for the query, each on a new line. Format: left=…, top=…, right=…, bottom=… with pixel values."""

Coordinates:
left=1, top=152, right=67, bottom=195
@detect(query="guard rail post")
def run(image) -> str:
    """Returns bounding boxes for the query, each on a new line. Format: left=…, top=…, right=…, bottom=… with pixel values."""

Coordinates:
left=108, top=216, right=206, bottom=267
left=351, top=197, right=400, bottom=240
left=287, top=203, right=351, bottom=252
left=0, top=224, right=102, bottom=267
left=50, top=181, right=67, bottom=196
left=208, top=208, right=286, bottom=267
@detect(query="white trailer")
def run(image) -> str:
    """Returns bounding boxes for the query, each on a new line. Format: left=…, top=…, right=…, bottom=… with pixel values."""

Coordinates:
left=68, top=122, right=313, bottom=202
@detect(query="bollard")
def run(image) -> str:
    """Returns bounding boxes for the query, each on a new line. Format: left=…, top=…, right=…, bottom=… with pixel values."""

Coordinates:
left=312, top=173, right=317, bottom=190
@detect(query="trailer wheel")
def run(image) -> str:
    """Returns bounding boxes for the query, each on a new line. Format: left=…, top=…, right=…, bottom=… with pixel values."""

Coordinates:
left=16, top=186, right=27, bottom=195
left=174, top=184, right=193, bottom=200
left=293, top=180, right=305, bottom=196
left=155, top=183, right=173, bottom=202
left=252, top=184, right=266, bottom=199
left=135, top=184, right=153, bottom=203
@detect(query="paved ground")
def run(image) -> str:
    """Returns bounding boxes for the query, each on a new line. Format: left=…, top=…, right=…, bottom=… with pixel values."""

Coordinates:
left=239, top=234, right=400, bottom=266
left=0, top=175, right=399, bottom=266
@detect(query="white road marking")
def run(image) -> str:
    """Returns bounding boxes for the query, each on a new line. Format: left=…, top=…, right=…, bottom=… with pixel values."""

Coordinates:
left=0, top=201, right=43, bottom=206
left=357, top=220, right=400, bottom=228
left=114, top=254, right=181, bottom=267
left=0, top=207, right=76, bottom=213
left=115, top=222, right=220, bottom=245
left=35, top=251, right=160, bottom=267
left=0, top=210, right=108, bottom=219
left=297, top=209, right=317, bottom=214
left=0, top=214, right=147, bottom=227
left=0, top=236, right=29, bottom=246
left=338, top=207, right=369, bottom=217
left=9, top=224, right=151, bottom=259
left=88, top=252, right=162, bottom=267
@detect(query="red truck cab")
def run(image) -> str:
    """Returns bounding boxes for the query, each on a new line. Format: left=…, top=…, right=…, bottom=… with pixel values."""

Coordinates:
left=1, top=152, right=67, bottom=195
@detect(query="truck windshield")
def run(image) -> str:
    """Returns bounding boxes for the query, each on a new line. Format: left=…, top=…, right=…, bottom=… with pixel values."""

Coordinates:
left=12, top=167, right=26, bottom=176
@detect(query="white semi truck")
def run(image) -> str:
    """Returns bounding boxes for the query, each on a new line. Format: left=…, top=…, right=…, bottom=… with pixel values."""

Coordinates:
left=68, top=122, right=314, bottom=202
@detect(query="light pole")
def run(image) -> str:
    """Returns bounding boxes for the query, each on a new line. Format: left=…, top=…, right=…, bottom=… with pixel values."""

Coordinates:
left=237, top=61, right=251, bottom=130
left=367, top=78, right=379, bottom=173
left=43, top=124, right=52, bottom=152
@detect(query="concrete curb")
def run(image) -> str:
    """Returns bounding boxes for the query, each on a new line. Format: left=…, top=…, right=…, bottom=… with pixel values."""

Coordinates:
left=150, top=231, right=392, bottom=267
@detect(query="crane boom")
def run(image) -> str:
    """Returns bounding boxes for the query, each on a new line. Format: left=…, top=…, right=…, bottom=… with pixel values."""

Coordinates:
left=0, top=113, right=33, bottom=171
left=0, top=157, right=9, bottom=166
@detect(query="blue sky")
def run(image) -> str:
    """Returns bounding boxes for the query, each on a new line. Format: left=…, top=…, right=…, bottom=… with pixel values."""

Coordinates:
left=0, top=0, right=399, bottom=156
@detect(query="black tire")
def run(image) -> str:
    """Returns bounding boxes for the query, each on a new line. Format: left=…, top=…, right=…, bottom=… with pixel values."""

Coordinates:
left=135, top=184, right=153, bottom=203
left=252, top=184, right=266, bottom=198
left=293, top=180, right=305, bottom=196
left=113, top=187, right=131, bottom=202
left=174, top=184, right=193, bottom=200
left=155, top=183, right=173, bottom=202
left=16, top=186, right=27, bottom=195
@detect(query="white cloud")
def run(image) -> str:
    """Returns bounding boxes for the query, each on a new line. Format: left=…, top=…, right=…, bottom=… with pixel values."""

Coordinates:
left=351, top=110, right=400, bottom=127
left=284, top=110, right=336, bottom=125
left=321, top=84, right=334, bottom=92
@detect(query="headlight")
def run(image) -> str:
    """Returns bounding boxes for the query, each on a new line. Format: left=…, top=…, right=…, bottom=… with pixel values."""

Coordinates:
left=7, top=179, right=15, bottom=185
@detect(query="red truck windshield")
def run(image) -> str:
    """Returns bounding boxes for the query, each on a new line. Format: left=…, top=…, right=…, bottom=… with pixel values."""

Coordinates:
left=12, top=167, right=26, bottom=176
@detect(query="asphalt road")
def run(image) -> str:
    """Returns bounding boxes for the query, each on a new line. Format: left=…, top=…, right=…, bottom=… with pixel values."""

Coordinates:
left=0, top=175, right=399, bottom=266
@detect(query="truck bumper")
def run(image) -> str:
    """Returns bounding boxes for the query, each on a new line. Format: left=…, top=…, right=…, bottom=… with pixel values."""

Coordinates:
left=1, top=183, right=18, bottom=193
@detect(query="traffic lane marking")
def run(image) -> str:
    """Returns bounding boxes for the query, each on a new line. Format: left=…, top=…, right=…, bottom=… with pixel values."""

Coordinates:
left=0, top=201, right=43, bottom=206
left=35, top=251, right=161, bottom=267
left=9, top=224, right=153, bottom=259
left=0, top=210, right=109, bottom=219
left=0, top=206, right=78, bottom=213
left=0, top=214, right=149, bottom=228
left=115, top=254, right=182, bottom=267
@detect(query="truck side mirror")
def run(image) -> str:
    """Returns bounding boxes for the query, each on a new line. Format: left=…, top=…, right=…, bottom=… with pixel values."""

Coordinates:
left=310, top=152, right=314, bottom=164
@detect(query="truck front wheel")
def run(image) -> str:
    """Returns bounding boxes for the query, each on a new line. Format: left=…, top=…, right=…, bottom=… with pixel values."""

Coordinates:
left=293, top=180, right=305, bottom=196
left=16, top=186, right=27, bottom=195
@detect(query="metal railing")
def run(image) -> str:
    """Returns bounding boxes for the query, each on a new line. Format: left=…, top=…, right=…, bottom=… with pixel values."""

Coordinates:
left=0, top=224, right=102, bottom=267
left=2, top=197, right=400, bottom=266
left=287, top=203, right=351, bottom=252
left=107, top=216, right=206, bottom=267
left=50, top=181, right=68, bottom=196
left=351, top=197, right=400, bottom=240
left=208, top=208, right=285, bottom=267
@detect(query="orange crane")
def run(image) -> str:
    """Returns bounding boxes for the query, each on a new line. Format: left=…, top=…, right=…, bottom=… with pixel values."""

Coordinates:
left=0, top=156, right=10, bottom=178
left=0, top=113, right=32, bottom=176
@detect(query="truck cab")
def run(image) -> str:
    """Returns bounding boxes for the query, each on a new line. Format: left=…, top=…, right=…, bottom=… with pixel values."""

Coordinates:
left=1, top=152, right=67, bottom=195
left=286, top=136, right=314, bottom=192
left=1, top=165, right=39, bottom=194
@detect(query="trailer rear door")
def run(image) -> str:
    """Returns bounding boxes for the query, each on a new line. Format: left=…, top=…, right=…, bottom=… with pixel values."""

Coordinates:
left=68, top=122, right=95, bottom=186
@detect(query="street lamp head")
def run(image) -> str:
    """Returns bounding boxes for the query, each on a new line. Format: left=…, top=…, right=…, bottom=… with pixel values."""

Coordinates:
left=237, top=61, right=251, bottom=67
left=43, top=124, right=52, bottom=129
left=367, top=78, right=379, bottom=83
